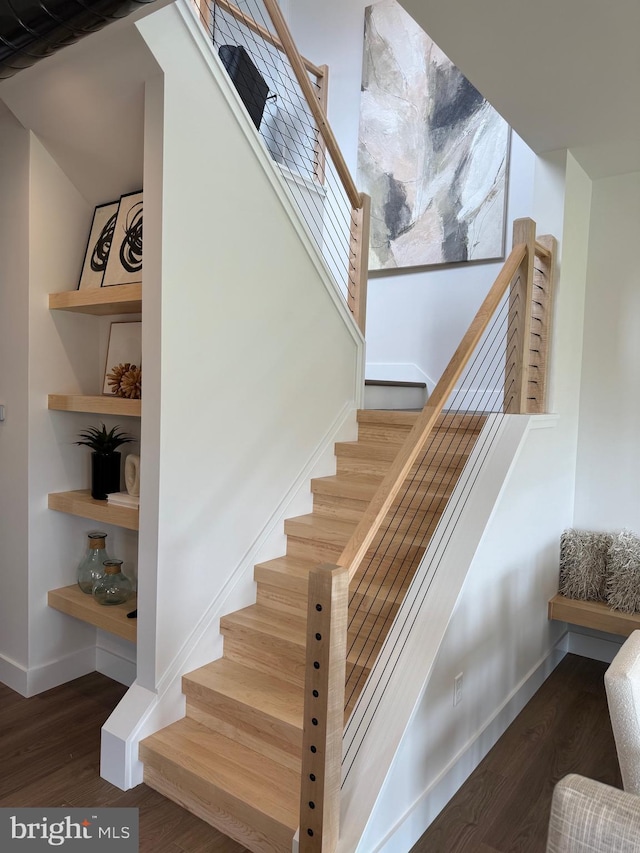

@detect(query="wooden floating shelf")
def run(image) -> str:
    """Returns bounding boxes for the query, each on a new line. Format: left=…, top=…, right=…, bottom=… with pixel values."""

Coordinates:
left=48, top=584, right=136, bottom=643
left=48, top=394, right=141, bottom=417
left=48, top=283, right=142, bottom=315
left=48, top=490, right=139, bottom=531
left=548, top=593, right=640, bottom=638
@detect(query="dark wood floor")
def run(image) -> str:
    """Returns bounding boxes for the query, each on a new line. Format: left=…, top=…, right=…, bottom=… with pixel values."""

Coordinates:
left=0, top=654, right=620, bottom=853
left=412, top=654, right=621, bottom=852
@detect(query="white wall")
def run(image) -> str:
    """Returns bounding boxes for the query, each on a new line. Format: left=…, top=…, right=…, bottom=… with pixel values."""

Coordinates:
left=137, top=2, right=363, bottom=689
left=354, top=152, right=594, bottom=851
left=289, top=0, right=537, bottom=387
left=0, top=107, right=30, bottom=686
left=573, top=172, right=640, bottom=530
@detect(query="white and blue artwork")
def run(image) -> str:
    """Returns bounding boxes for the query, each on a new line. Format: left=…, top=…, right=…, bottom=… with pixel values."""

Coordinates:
left=358, top=0, right=510, bottom=269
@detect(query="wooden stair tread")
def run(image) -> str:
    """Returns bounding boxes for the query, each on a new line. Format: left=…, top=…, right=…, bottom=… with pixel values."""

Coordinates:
left=311, top=473, right=452, bottom=502
left=335, top=438, right=469, bottom=458
left=284, top=513, right=356, bottom=546
left=185, top=658, right=303, bottom=728
left=357, top=409, right=486, bottom=431
left=254, top=555, right=319, bottom=592
left=222, top=604, right=380, bottom=664
left=141, top=717, right=299, bottom=828
left=285, top=511, right=439, bottom=545
left=221, top=604, right=307, bottom=646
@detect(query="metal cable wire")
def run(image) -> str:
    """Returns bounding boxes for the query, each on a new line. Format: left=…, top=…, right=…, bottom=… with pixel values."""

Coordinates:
left=342, top=406, right=509, bottom=782
left=342, top=289, right=522, bottom=709
left=201, top=0, right=357, bottom=305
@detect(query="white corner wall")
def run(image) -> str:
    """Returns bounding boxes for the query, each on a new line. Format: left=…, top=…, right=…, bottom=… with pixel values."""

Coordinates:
left=573, top=171, right=640, bottom=530
left=353, top=152, right=593, bottom=852
left=288, top=0, right=537, bottom=388
left=0, top=106, right=30, bottom=691
left=136, top=1, right=363, bottom=691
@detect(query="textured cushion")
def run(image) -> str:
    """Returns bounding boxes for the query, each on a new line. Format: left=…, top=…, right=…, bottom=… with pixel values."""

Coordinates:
left=547, top=774, right=640, bottom=852
left=605, top=630, right=640, bottom=796
left=559, top=529, right=612, bottom=602
left=607, top=530, right=640, bottom=613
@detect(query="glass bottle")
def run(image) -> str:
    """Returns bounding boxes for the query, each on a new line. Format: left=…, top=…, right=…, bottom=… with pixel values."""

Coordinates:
left=92, top=559, right=133, bottom=606
left=77, top=531, right=110, bottom=594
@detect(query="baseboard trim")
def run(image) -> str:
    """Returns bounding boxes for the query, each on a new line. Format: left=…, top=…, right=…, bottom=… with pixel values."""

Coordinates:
left=370, top=641, right=567, bottom=853
left=0, top=652, right=28, bottom=696
left=567, top=628, right=624, bottom=663
left=1, top=647, right=97, bottom=698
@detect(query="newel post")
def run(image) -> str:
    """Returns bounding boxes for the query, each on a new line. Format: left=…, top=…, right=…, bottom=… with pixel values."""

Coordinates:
left=348, top=193, right=371, bottom=335
left=527, top=235, right=557, bottom=413
left=299, top=563, right=349, bottom=853
left=504, top=218, right=536, bottom=413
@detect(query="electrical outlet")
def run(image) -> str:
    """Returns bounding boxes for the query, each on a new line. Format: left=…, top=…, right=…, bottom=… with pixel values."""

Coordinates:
left=454, top=672, right=463, bottom=706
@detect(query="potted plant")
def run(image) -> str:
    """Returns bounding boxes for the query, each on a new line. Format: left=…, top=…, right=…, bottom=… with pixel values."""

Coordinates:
left=75, top=424, right=135, bottom=500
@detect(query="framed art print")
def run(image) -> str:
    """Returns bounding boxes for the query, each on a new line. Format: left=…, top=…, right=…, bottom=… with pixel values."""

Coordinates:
left=103, top=190, right=143, bottom=287
left=77, top=200, right=119, bottom=290
left=103, top=321, right=142, bottom=396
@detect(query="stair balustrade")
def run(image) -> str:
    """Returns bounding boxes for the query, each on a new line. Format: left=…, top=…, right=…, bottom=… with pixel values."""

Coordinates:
left=299, top=218, right=557, bottom=852
left=192, top=0, right=370, bottom=333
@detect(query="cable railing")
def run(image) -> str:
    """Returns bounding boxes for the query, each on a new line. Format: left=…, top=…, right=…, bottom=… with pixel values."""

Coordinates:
left=298, top=219, right=557, bottom=852
left=192, top=0, right=370, bottom=332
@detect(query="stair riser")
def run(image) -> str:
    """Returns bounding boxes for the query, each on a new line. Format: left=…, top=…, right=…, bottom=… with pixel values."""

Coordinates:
left=256, top=583, right=308, bottom=616
left=285, top=511, right=440, bottom=564
left=185, top=699, right=302, bottom=772
left=356, top=411, right=486, bottom=432
left=336, top=437, right=475, bottom=464
left=142, top=762, right=293, bottom=853
left=312, top=492, right=450, bottom=523
left=335, top=453, right=468, bottom=478
left=356, top=424, right=481, bottom=445
left=256, top=579, right=403, bottom=623
left=287, top=535, right=426, bottom=568
left=310, top=474, right=455, bottom=507
left=222, top=633, right=306, bottom=688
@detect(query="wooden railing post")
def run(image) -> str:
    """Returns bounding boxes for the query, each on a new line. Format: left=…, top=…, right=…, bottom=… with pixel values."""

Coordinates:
left=314, top=65, right=329, bottom=186
left=195, top=0, right=213, bottom=32
left=262, top=0, right=363, bottom=210
left=348, top=193, right=371, bottom=335
left=299, top=563, right=349, bottom=853
left=504, top=218, right=536, bottom=413
left=528, top=236, right=557, bottom=413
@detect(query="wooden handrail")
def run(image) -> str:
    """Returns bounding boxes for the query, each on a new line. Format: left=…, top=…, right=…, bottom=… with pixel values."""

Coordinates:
left=262, top=0, right=363, bottom=210
left=535, top=240, right=552, bottom=260
left=213, top=0, right=325, bottom=79
left=336, top=242, right=527, bottom=581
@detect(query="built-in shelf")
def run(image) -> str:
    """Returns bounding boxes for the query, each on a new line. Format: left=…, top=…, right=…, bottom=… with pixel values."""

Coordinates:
left=548, top=593, right=640, bottom=637
left=48, top=394, right=141, bottom=417
left=48, top=283, right=142, bottom=315
left=48, top=584, right=136, bottom=643
left=48, top=490, right=139, bottom=531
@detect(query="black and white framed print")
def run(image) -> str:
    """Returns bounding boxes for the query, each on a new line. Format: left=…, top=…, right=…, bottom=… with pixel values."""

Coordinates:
left=103, top=190, right=143, bottom=287
left=77, top=200, right=119, bottom=290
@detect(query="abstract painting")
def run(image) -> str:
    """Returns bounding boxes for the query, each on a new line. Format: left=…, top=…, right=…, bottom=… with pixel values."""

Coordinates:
left=77, top=200, right=119, bottom=290
left=103, top=190, right=143, bottom=287
left=358, top=0, right=509, bottom=269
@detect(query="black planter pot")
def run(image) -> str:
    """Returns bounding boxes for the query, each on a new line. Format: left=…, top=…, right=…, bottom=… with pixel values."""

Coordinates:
left=91, top=452, right=121, bottom=500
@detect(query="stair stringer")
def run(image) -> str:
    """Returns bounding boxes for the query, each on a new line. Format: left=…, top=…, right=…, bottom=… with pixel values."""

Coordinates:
left=100, top=402, right=358, bottom=790
left=335, top=413, right=533, bottom=853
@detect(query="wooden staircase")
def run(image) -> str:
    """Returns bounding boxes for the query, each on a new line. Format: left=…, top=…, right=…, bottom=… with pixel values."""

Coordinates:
left=140, top=409, right=484, bottom=853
